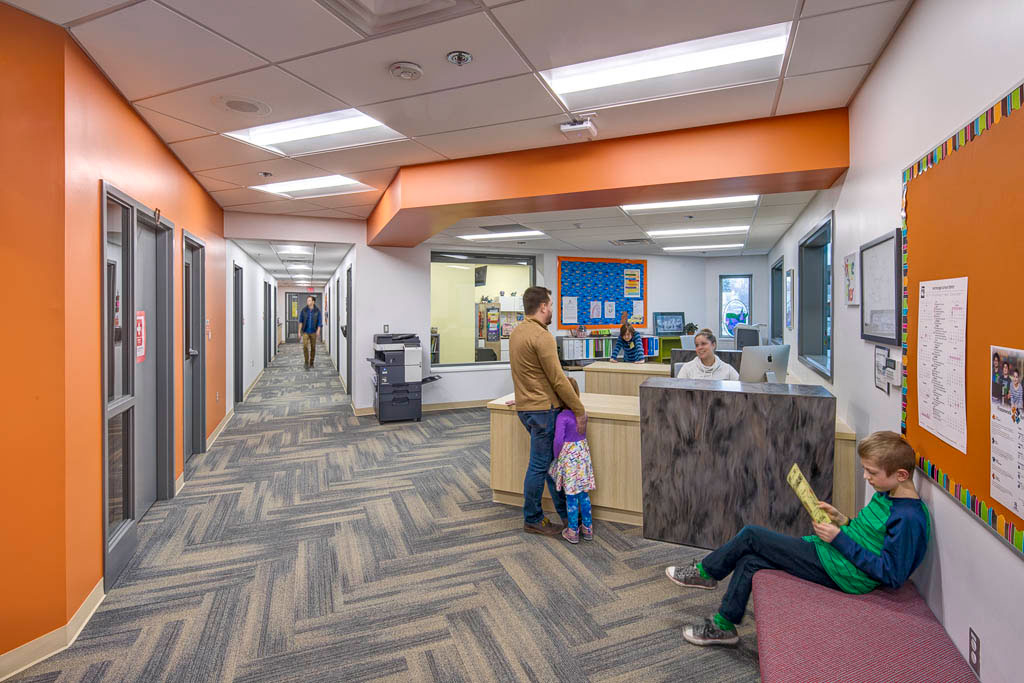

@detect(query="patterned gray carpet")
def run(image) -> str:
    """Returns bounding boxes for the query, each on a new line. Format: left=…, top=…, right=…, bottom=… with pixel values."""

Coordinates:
left=15, top=343, right=760, bottom=682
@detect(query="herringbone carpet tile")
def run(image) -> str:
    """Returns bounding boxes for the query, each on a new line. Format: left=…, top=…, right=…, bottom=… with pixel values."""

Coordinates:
left=15, top=343, right=760, bottom=682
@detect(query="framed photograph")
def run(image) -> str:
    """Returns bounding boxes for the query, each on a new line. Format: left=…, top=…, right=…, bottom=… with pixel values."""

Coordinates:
left=843, top=252, right=860, bottom=306
left=860, top=230, right=900, bottom=345
left=785, top=269, right=795, bottom=330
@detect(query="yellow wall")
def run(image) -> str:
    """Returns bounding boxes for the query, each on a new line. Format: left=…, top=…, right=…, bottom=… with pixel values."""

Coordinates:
left=430, top=262, right=532, bottom=364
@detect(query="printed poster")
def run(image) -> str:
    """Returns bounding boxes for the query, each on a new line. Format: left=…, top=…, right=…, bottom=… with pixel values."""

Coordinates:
left=561, top=296, right=578, bottom=324
left=589, top=300, right=602, bottom=319
left=135, top=311, right=146, bottom=363
left=843, top=252, right=860, bottom=306
left=916, top=277, right=968, bottom=453
left=632, top=300, right=644, bottom=319
left=604, top=301, right=616, bottom=319
left=623, top=268, right=641, bottom=298
left=991, top=345, right=1024, bottom=515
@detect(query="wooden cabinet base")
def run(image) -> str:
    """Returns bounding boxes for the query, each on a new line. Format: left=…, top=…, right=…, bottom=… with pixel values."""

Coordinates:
left=491, top=491, right=643, bottom=526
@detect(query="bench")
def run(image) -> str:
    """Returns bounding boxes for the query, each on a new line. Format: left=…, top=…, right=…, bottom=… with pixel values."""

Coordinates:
left=752, top=570, right=976, bottom=682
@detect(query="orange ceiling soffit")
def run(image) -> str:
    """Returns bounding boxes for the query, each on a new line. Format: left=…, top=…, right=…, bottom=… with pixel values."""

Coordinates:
left=367, top=108, right=849, bottom=247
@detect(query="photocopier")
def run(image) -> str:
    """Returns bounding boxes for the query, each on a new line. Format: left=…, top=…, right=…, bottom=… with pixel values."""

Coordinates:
left=368, top=333, right=438, bottom=423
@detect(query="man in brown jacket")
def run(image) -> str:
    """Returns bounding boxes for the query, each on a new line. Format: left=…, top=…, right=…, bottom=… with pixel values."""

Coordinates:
left=510, top=286, right=587, bottom=536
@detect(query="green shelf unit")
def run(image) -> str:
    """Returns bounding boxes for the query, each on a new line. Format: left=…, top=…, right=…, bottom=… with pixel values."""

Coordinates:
left=657, top=336, right=682, bottom=364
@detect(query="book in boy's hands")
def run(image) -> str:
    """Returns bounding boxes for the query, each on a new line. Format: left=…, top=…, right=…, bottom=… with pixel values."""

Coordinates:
left=786, top=463, right=832, bottom=526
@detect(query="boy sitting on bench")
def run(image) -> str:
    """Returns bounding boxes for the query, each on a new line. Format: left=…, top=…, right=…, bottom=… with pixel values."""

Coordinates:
left=666, top=431, right=930, bottom=646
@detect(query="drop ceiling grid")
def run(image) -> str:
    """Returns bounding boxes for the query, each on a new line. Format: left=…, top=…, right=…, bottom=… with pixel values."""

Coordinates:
left=12, top=0, right=910, bottom=215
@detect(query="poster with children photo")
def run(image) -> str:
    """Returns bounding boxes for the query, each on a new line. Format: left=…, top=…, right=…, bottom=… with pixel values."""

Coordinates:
left=990, top=346, right=1024, bottom=515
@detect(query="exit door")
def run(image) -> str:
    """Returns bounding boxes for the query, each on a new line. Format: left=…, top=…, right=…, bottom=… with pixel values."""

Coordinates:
left=287, top=292, right=317, bottom=341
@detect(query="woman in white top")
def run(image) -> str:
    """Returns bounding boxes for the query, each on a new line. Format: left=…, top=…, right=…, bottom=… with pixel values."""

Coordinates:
left=677, top=328, right=740, bottom=381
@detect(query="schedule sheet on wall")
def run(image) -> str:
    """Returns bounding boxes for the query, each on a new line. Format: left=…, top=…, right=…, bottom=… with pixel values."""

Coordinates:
left=916, top=277, right=968, bottom=453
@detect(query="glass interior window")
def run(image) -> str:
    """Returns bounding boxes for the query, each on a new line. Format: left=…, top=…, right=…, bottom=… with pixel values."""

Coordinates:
left=106, top=410, right=131, bottom=536
left=106, top=199, right=131, bottom=400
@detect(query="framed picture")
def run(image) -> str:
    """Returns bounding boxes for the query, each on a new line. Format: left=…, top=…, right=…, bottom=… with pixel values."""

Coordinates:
left=785, top=268, right=795, bottom=330
left=859, top=230, right=901, bottom=345
left=843, top=252, right=859, bottom=306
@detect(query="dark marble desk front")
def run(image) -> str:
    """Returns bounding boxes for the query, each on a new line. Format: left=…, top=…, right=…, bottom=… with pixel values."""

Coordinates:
left=640, top=377, right=837, bottom=548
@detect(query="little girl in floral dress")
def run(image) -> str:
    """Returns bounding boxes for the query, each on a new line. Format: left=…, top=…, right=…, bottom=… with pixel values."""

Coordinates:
left=549, top=378, right=596, bottom=544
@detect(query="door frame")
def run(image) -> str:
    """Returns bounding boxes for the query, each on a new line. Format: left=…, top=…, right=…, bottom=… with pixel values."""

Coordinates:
left=182, top=230, right=207, bottom=458
left=335, top=277, right=341, bottom=376
left=233, top=264, right=244, bottom=404
left=346, top=266, right=353, bottom=395
left=264, top=281, right=272, bottom=368
left=100, top=181, right=175, bottom=590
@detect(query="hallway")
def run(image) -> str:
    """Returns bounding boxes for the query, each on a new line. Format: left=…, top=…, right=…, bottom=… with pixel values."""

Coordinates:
left=15, top=344, right=757, bottom=682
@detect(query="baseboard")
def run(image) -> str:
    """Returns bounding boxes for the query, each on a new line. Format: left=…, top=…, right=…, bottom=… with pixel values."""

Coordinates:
left=206, top=407, right=234, bottom=450
left=243, top=370, right=264, bottom=401
left=174, top=472, right=185, bottom=496
left=491, top=491, right=643, bottom=526
left=422, top=399, right=491, bottom=412
left=352, top=406, right=374, bottom=417
left=0, top=579, right=104, bottom=681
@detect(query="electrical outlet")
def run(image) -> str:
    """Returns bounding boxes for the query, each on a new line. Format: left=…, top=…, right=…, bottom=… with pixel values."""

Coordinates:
left=969, top=628, right=980, bottom=676
left=383, top=324, right=389, bottom=333
left=215, top=391, right=220, bottom=402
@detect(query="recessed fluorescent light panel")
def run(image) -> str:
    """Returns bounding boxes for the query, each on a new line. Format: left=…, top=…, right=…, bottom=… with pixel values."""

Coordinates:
left=457, top=230, right=546, bottom=241
left=662, top=243, right=744, bottom=252
left=225, top=108, right=404, bottom=156
left=540, top=23, right=790, bottom=110
left=622, top=195, right=759, bottom=214
left=250, top=174, right=372, bottom=200
left=648, top=225, right=750, bottom=238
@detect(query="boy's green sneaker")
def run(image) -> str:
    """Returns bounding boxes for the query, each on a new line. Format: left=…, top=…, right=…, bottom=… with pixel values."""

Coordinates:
left=683, top=617, right=739, bottom=646
left=665, top=561, right=717, bottom=590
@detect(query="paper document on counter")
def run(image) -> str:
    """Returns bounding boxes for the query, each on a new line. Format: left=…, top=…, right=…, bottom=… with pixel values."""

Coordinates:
left=786, top=464, right=832, bottom=525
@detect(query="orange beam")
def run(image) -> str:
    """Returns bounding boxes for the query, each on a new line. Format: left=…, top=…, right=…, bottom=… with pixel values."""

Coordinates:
left=367, top=108, right=849, bottom=247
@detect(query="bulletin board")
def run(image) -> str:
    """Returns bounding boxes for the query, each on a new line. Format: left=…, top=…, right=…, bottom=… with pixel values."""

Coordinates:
left=901, top=81, right=1024, bottom=555
left=557, top=257, right=648, bottom=330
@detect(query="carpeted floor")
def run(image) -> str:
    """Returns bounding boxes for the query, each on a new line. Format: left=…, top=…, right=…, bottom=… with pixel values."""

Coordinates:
left=15, top=343, right=760, bottom=682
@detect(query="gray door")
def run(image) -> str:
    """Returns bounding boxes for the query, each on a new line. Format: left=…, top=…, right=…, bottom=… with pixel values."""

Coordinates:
left=335, top=278, right=341, bottom=373
left=183, top=241, right=204, bottom=461
left=233, top=265, right=244, bottom=403
left=135, top=221, right=159, bottom=518
left=345, top=267, right=352, bottom=395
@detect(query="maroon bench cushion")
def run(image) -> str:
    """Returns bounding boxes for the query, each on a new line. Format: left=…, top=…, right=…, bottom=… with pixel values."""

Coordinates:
left=752, top=570, right=976, bottom=683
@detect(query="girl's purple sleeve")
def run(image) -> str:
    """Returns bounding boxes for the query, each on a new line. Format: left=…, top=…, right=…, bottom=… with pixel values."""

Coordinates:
left=553, top=410, right=570, bottom=458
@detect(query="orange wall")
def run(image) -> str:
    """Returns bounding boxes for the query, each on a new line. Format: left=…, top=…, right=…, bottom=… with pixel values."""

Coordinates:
left=63, top=38, right=226, bottom=618
left=0, top=4, right=69, bottom=655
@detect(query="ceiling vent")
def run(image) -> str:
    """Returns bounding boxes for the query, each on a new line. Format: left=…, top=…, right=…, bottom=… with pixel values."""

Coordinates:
left=609, top=238, right=655, bottom=247
left=315, top=0, right=478, bottom=36
left=215, top=96, right=271, bottom=116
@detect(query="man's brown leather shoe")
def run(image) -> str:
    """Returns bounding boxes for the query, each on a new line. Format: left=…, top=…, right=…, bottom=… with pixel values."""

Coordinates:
left=524, top=517, right=563, bottom=536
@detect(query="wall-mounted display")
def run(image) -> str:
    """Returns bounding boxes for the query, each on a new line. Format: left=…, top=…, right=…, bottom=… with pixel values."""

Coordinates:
left=859, top=229, right=900, bottom=345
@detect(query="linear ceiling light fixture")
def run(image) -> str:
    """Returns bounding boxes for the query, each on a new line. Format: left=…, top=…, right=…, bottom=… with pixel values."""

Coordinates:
left=540, top=23, right=790, bottom=109
left=457, top=230, right=546, bottom=241
left=250, top=174, right=370, bottom=200
left=647, top=225, right=750, bottom=238
left=622, top=195, right=759, bottom=213
left=662, top=243, right=744, bottom=252
left=226, top=108, right=404, bottom=155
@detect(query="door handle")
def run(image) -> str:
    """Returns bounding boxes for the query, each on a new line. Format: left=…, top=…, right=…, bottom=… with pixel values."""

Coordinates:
left=188, top=348, right=199, bottom=357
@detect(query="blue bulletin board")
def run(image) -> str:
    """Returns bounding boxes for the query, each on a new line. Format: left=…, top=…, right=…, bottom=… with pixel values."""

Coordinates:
left=557, top=257, right=648, bottom=330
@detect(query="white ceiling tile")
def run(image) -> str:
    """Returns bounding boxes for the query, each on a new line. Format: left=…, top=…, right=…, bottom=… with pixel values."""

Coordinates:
left=294, top=209, right=360, bottom=219
left=211, top=187, right=283, bottom=207
left=801, top=0, right=888, bottom=17
left=776, top=65, right=869, bottom=115
left=229, top=199, right=329, bottom=214
left=161, top=0, right=362, bottom=62
left=71, top=1, right=266, bottom=101
left=344, top=167, right=399, bottom=190
left=310, top=190, right=384, bottom=209
left=282, top=13, right=530, bottom=106
left=760, top=191, right=818, bottom=206
left=337, top=204, right=376, bottom=218
left=193, top=174, right=240, bottom=192
left=135, top=67, right=346, bottom=133
left=135, top=106, right=214, bottom=143
left=198, top=157, right=331, bottom=187
left=492, top=0, right=796, bottom=71
left=361, top=75, right=562, bottom=137
left=4, top=0, right=127, bottom=24
left=170, top=135, right=279, bottom=171
left=586, top=81, right=777, bottom=140
left=414, top=114, right=572, bottom=159
left=788, top=1, right=909, bottom=77
left=509, top=207, right=626, bottom=222
left=752, top=216, right=798, bottom=229
left=629, top=207, right=757, bottom=223
left=754, top=204, right=807, bottom=220
left=530, top=217, right=639, bottom=231
left=633, top=214, right=758, bottom=229
left=300, top=140, right=445, bottom=175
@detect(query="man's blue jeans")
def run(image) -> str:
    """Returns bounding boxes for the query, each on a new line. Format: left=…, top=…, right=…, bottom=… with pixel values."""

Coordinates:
left=518, top=409, right=567, bottom=524
left=701, top=525, right=838, bottom=625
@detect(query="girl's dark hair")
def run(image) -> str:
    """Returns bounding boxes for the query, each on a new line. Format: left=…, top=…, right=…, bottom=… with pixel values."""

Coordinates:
left=695, top=327, right=717, bottom=345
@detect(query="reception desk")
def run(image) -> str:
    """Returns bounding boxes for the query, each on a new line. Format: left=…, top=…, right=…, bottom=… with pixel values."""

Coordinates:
left=488, top=392, right=642, bottom=524
left=639, top=377, right=854, bottom=548
left=582, top=361, right=670, bottom=396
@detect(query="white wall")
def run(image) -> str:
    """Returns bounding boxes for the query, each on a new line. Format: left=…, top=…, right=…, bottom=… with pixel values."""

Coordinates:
left=769, top=2, right=1024, bottom=679
left=225, top=240, right=277, bottom=414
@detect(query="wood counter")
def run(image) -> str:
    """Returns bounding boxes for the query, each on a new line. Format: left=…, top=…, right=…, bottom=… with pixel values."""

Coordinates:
left=488, top=392, right=642, bottom=524
left=582, top=361, right=670, bottom=396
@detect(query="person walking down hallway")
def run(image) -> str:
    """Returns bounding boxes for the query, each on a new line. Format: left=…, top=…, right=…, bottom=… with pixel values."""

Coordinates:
left=510, top=286, right=588, bottom=537
left=299, top=296, right=322, bottom=370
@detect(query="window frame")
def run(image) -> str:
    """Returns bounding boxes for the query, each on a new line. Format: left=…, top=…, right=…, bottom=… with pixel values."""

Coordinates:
left=718, top=273, right=753, bottom=339
left=430, top=251, right=537, bottom=367
left=797, top=211, right=834, bottom=381
left=770, top=256, right=784, bottom=344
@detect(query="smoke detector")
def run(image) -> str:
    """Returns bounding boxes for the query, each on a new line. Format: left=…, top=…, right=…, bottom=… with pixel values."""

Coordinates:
left=214, top=95, right=271, bottom=116
left=389, top=62, right=423, bottom=80
left=447, top=50, right=472, bottom=66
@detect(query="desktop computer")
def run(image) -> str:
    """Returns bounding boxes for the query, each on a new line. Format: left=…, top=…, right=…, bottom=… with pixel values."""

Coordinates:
left=739, top=344, right=790, bottom=383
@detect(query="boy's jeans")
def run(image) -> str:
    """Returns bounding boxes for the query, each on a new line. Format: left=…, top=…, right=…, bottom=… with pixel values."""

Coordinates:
left=517, top=409, right=567, bottom=524
left=701, top=525, right=838, bottom=625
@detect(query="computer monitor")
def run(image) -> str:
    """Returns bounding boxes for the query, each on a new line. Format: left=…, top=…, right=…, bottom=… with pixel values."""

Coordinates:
left=739, top=344, right=790, bottom=383
left=734, top=323, right=761, bottom=350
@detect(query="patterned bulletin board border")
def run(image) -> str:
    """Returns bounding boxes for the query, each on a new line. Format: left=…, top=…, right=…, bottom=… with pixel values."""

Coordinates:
left=901, top=81, right=1024, bottom=554
left=556, top=257, right=648, bottom=330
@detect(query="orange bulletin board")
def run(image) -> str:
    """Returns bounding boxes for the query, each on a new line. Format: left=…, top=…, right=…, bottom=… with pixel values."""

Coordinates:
left=903, top=82, right=1024, bottom=552
left=556, top=257, right=648, bottom=330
